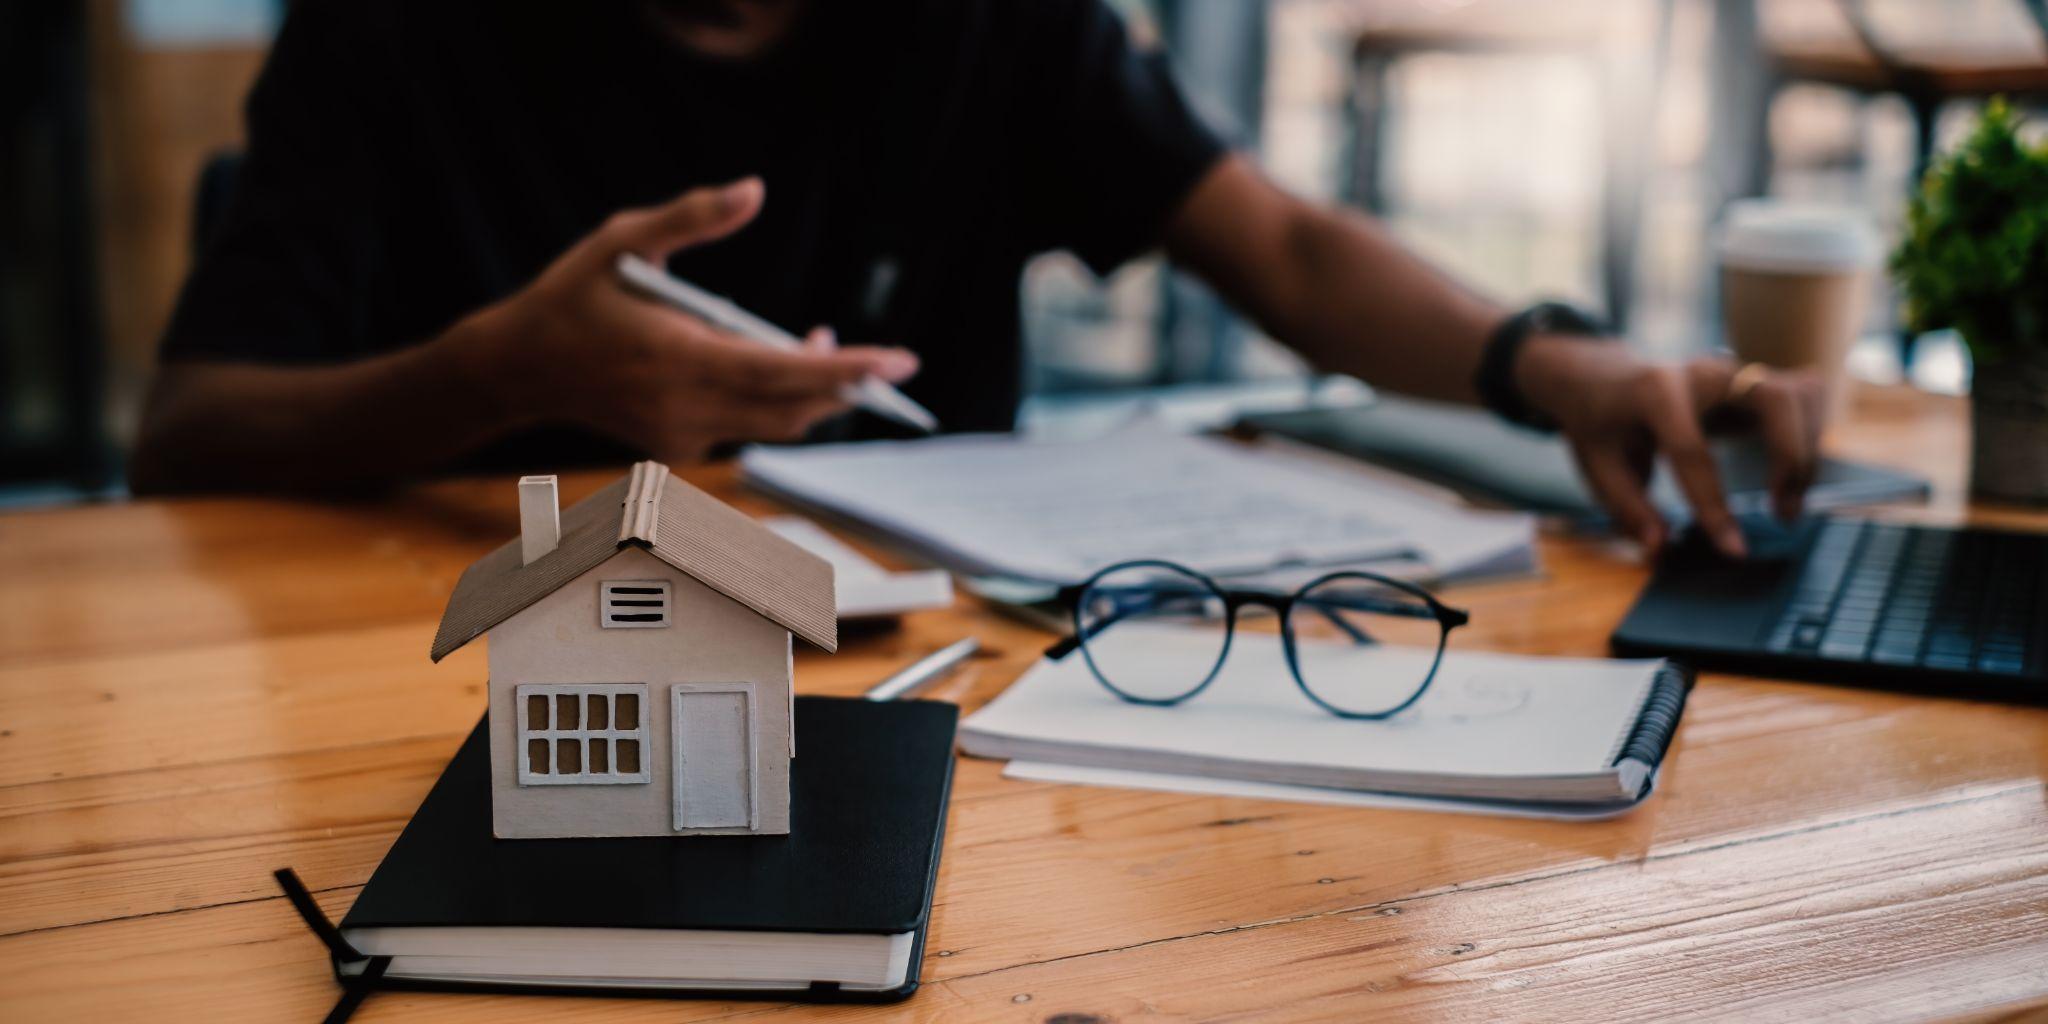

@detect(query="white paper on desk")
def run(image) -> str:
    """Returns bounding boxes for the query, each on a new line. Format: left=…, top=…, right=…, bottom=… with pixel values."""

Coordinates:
left=762, top=516, right=951, bottom=619
left=1000, top=761, right=1656, bottom=822
left=741, top=426, right=1534, bottom=585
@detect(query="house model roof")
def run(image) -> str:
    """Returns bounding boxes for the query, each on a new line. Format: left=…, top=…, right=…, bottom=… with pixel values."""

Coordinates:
left=430, top=461, right=838, bottom=661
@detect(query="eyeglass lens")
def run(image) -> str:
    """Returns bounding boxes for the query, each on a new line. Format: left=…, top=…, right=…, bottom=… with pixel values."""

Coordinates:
left=1077, top=564, right=1448, bottom=716
left=1075, top=563, right=1230, bottom=703
left=1284, top=574, right=1446, bottom=717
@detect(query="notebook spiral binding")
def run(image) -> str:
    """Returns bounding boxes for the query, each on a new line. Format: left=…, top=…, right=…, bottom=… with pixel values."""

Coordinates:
left=1612, top=661, right=1694, bottom=770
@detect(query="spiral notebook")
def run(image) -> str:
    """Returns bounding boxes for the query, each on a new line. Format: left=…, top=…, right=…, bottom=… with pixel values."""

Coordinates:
left=961, top=626, right=1690, bottom=816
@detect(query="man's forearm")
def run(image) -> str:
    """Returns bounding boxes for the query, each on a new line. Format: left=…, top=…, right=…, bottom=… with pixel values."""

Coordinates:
left=1257, top=204, right=1503, bottom=402
left=129, top=317, right=533, bottom=494
left=1165, top=156, right=1504, bottom=403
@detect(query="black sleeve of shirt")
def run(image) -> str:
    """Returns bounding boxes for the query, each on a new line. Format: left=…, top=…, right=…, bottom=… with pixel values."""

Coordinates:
left=157, top=0, right=389, bottom=365
left=1014, top=0, right=1229, bottom=277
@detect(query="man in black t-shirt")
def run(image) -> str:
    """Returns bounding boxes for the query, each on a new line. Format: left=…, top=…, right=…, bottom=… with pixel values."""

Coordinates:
left=134, top=0, right=1821, bottom=558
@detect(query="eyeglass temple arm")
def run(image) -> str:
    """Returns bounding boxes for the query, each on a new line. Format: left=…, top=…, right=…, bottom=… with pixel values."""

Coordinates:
left=1296, top=589, right=1436, bottom=646
left=1300, top=589, right=1469, bottom=628
left=1042, top=594, right=1144, bottom=660
left=1043, top=584, right=1214, bottom=660
left=1049, top=589, right=1467, bottom=660
left=1309, top=601, right=1377, bottom=645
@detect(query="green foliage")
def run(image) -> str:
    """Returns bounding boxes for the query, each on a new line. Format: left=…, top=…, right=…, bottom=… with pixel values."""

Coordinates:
left=1890, top=100, right=2048, bottom=358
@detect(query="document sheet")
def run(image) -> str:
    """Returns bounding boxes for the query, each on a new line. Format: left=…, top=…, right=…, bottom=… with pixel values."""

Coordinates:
left=741, top=428, right=1534, bottom=585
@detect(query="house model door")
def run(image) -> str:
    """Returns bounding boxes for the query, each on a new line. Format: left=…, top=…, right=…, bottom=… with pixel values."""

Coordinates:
left=670, top=683, right=757, bottom=831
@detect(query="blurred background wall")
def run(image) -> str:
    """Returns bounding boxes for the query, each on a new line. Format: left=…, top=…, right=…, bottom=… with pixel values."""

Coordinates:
left=4, top=0, right=274, bottom=502
left=2, top=0, right=2043, bottom=503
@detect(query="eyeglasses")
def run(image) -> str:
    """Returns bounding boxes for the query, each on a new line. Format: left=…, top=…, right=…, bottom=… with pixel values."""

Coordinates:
left=1044, top=560, right=1470, bottom=720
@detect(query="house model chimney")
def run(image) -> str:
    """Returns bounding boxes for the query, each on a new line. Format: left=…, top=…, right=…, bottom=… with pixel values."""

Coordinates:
left=519, top=475, right=560, bottom=565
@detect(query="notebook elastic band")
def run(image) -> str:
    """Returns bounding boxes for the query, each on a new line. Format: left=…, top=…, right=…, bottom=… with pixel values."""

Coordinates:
left=274, top=868, right=395, bottom=1024
left=273, top=867, right=366, bottom=962
left=322, top=956, right=389, bottom=1024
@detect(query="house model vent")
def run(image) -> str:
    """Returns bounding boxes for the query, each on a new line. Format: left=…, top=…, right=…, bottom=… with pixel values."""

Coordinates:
left=601, top=580, right=672, bottom=628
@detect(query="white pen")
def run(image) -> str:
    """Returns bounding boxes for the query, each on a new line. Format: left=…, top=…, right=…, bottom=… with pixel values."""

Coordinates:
left=864, top=637, right=980, bottom=701
left=615, top=253, right=939, bottom=433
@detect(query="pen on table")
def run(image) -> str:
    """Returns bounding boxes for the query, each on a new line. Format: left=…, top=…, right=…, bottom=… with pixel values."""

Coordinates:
left=615, top=252, right=939, bottom=434
left=864, top=637, right=980, bottom=701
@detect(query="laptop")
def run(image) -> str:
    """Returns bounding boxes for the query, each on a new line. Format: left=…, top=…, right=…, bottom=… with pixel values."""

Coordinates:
left=1611, top=515, right=2048, bottom=703
left=1238, top=398, right=1930, bottom=523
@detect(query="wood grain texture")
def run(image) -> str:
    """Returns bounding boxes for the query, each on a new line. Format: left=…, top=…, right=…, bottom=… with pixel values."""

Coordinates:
left=1, top=384, right=2044, bottom=1021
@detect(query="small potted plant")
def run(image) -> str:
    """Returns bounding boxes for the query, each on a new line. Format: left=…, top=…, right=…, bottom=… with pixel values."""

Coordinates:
left=1892, top=99, right=2048, bottom=503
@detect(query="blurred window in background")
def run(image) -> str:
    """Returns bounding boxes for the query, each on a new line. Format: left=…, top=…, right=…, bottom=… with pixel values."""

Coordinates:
left=1754, top=0, right=2047, bottom=387
left=1027, top=0, right=2044, bottom=407
left=1026, top=0, right=1684, bottom=404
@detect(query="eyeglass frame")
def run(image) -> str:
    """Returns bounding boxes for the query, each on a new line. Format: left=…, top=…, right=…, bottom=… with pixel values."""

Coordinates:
left=1043, top=559, right=1471, bottom=720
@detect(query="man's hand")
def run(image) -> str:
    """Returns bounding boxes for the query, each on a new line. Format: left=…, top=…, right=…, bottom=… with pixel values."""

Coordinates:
left=1159, top=157, right=1829, bottom=561
left=458, top=177, right=918, bottom=463
left=130, top=176, right=914, bottom=494
left=1516, top=336, right=1826, bottom=558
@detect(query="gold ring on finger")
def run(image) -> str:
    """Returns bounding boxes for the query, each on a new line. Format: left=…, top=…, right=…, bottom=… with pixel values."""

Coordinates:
left=1725, top=362, right=1770, bottom=406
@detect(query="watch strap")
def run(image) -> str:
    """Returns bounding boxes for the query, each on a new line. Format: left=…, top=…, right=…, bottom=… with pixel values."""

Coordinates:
left=1475, top=301, right=1607, bottom=432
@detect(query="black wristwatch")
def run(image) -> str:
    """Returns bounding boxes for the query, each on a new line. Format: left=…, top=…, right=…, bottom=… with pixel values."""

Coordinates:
left=1474, top=301, right=1609, bottom=432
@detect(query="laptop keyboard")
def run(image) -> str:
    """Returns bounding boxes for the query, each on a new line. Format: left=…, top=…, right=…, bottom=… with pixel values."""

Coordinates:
left=1762, top=519, right=2043, bottom=676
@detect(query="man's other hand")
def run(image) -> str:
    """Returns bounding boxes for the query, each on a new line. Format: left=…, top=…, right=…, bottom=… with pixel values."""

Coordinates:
left=456, top=177, right=918, bottom=463
left=1516, top=336, right=1825, bottom=559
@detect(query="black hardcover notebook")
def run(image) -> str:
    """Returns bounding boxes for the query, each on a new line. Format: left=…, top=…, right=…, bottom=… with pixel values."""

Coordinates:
left=334, top=696, right=958, bottom=1003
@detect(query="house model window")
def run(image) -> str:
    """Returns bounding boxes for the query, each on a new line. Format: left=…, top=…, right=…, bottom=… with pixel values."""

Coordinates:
left=601, top=580, right=671, bottom=628
left=516, top=684, right=651, bottom=785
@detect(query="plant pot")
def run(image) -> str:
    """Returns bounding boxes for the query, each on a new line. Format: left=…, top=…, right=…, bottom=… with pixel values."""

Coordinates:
left=1970, top=347, right=2048, bottom=504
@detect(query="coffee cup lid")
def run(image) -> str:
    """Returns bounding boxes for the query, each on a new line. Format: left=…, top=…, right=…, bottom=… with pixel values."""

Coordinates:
left=1717, top=200, right=1882, bottom=273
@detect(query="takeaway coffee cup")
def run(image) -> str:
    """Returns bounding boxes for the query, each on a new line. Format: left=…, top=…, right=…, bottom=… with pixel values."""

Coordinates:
left=1717, top=201, right=1882, bottom=423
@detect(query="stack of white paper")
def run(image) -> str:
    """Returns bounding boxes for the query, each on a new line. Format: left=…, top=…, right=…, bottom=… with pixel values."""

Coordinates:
left=741, top=427, right=1535, bottom=586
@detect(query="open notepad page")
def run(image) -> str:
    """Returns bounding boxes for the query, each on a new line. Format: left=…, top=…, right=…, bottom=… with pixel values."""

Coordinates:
left=960, top=623, right=1669, bottom=805
left=740, top=427, right=1534, bottom=585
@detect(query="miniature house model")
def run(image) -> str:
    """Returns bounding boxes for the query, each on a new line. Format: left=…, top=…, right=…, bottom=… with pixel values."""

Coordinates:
left=430, top=461, right=836, bottom=839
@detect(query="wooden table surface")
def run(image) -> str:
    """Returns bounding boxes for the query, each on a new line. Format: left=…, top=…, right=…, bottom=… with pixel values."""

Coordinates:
left=3, top=385, right=2045, bottom=1023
